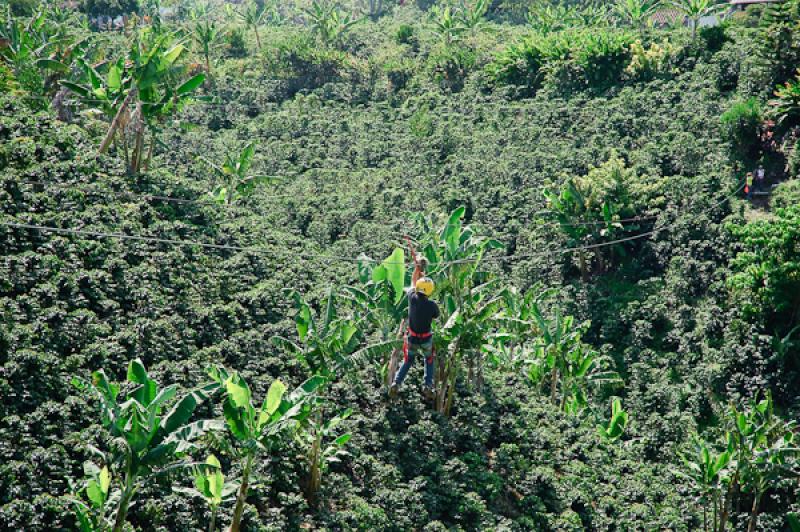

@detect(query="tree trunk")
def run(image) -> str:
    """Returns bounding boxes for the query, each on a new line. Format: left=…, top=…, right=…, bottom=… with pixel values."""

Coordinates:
left=254, top=27, right=261, bottom=50
left=711, top=491, right=717, bottom=532
left=112, top=472, right=135, bottom=532
left=718, top=473, right=738, bottom=532
left=229, top=453, right=254, bottom=532
left=209, top=505, right=217, bottom=532
left=747, top=493, right=760, bottom=532
left=305, top=415, right=323, bottom=505
left=387, top=320, right=406, bottom=388
left=549, top=364, right=559, bottom=404
left=143, top=134, right=155, bottom=172
left=704, top=503, right=707, bottom=532
left=99, top=87, right=138, bottom=154
left=131, top=124, right=144, bottom=175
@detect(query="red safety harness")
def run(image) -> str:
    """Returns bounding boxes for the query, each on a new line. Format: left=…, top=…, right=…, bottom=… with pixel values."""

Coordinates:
left=403, top=328, right=435, bottom=365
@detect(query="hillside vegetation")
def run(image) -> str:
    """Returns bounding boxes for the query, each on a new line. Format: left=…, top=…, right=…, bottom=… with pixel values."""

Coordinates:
left=1, top=0, right=800, bottom=530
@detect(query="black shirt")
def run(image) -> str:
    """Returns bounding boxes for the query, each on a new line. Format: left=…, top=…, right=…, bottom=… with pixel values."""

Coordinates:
left=408, top=289, right=440, bottom=344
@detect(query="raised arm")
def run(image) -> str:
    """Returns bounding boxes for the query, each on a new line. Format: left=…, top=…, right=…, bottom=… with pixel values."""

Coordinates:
left=405, top=235, right=426, bottom=288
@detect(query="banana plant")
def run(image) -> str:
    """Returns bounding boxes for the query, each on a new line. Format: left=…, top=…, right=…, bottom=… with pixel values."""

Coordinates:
left=207, top=367, right=325, bottom=532
left=70, top=462, right=116, bottom=532
left=496, top=284, right=556, bottom=362
left=597, top=397, right=629, bottom=442
left=527, top=1, right=581, bottom=33
left=345, top=248, right=408, bottom=385
left=727, top=393, right=799, bottom=532
left=527, top=302, right=581, bottom=404
left=347, top=248, right=407, bottom=339
left=544, top=157, right=630, bottom=280
left=295, top=406, right=352, bottom=505
left=410, top=207, right=504, bottom=415
left=613, top=0, right=661, bottom=29
left=202, top=142, right=279, bottom=205
left=189, top=10, right=219, bottom=76
left=174, top=455, right=238, bottom=532
left=458, top=0, right=489, bottom=32
left=72, top=359, right=222, bottom=532
left=274, top=289, right=396, bottom=380
left=676, top=434, right=732, bottom=532
left=429, top=4, right=467, bottom=45
left=561, top=340, right=622, bottom=413
left=62, top=29, right=205, bottom=174
left=771, top=69, right=800, bottom=129
left=678, top=393, right=799, bottom=532
left=237, top=0, right=267, bottom=51
left=304, top=0, right=362, bottom=48
left=0, top=8, right=88, bottom=98
left=273, top=291, right=392, bottom=501
left=670, top=0, right=723, bottom=39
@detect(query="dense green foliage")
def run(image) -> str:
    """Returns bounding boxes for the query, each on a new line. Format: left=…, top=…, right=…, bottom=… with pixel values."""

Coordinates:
left=2, top=0, right=800, bottom=530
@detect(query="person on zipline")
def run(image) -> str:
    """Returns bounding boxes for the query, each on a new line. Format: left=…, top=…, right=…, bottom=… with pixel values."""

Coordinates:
left=389, top=259, right=439, bottom=400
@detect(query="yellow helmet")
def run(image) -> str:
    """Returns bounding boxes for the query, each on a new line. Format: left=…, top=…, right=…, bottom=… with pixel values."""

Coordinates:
left=415, top=277, right=434, bottom=296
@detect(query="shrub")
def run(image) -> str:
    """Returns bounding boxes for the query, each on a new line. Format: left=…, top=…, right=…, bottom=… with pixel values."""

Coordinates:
left=625, top=39, right=677, bottom=80
left=720, top=97, right=763, bottom=160
left=485, top=37, right=548, bottom=94
left=395, top=23, right=414, bottom=45
left=771, top=175, right=800, bottom=208
left=699, top=22, right=729, bottom=53
left=225, top=28, right=248, bottom=58
left=426, top=42, right=476, bottom=92
left=788, top=137, right=800, bottom=178
left=487, top=29, right=633, bottom=95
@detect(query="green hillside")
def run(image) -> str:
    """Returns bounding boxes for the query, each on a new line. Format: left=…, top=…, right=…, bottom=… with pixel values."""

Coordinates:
left=1, top=0, right=800, bottom=530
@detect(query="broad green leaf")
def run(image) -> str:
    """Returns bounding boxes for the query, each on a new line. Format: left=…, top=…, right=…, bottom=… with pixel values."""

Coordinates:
left=73, top=502, right=93, bottom=532
left=127, top=359, right=156, bottom=405
left=160, top=382, right=217, bottom=435
left=382, top=248, right=405, bottom=304
left=107, top=64, right=121, bottom=91
left=36, top=58, right=68, bottom=73
left=176, top=73, right=205, bottom=96
left=99, top=466, right=110, bottom=495
left=340, top=322, right=358, bottom=346
left=86, top=479, right=104, bottom=508
left=162, top=43, right=185, bottom=65
left=91, top=370, right=119, bottom=402
left=333, top=433, right=352, bottom=446
left=223, top=399, right=250, bottom=440
left=238, top=142, right=256, bottom=175
left=206, top=454, right=224, bottom=501
left=443, top=206, right=466, bottom=253
left=264, top=379, right=286, bottom=417
left=371, top=264, right=387, bottom=282
left=294, top=295, right=312, bottom=341
left=290, top=375, right=327, bottom=401
left=225, top=376, right=252, bottom=410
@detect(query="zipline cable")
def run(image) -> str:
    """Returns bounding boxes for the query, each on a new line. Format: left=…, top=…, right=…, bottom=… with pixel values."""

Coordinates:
left=0, top=184, right=745, bottom=267
left=15, top=178, right=668, bottom=229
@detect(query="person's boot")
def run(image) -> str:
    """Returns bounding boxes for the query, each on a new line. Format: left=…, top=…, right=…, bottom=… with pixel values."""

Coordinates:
left=389, top=383, right=399, bottom=399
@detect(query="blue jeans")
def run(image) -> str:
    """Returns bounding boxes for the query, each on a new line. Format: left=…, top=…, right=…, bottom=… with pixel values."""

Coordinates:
left=393, top=337, right=434, bottom=388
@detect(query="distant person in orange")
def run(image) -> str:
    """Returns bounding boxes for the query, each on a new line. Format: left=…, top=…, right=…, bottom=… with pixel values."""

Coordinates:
left=745, top=172, right=754, bottom=200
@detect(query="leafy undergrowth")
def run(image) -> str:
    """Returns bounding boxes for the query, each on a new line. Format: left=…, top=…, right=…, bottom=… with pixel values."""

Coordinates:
left=2, top=1, right=800, bottom=530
